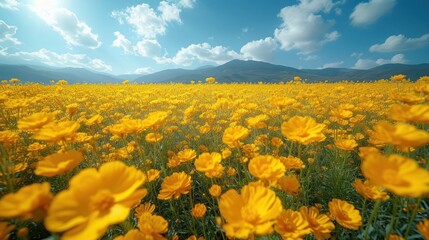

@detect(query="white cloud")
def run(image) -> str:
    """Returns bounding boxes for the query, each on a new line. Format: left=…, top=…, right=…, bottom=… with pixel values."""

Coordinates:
left=0, top=46, right=7, bottom=56
left=112, top=32, right=163, bottom=58
left=322, top=61, right=344, bottom=68
left=133, top=67, right=153, bottom=74
left=0, top=20, right=21, bottom=44
left=242, top=27, right=249, bottom=33
left=29, top=4, right=101, bottom=49
left=369, top=34, right=429, bottom=52
left=375, top=53, right=406, bottom=65
left=178, top=0, right=195, bottom=8
left=0, top=0, right=19, bottom=10
left=274, top=0, right=341, bottom=53
left=353, top=54, right=406, bottom=69
left=165, top=42, right=242, bottom=66
left=302, top=55, right=318, bottom=61
left=351, top=52, right=363, bottom=58
left=10, top=48, right=112, bottom=72
left=112, top=1, right=183, bottom=39
left=133, top=39, right=162, bottom=57
left=350, top=0, right=396, bottom=26
left=158, top=1, right=181, bottom=23
left=112, top=31, right=133, bottom=54
left=240, top=37, right=277, bottom=62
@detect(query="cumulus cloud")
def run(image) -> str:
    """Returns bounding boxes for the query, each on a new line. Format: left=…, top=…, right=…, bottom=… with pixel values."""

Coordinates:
left=369, top=34, right=429, bottom=52
left=164, top=42, right=242, bottom=66
left=0, top=20, right=21, bottom=44
left=9, top=48, right=112, bottom=72
left=112, top=1, right=184, bottom=39
left=134, top=39, right=163, bottom=57
left=133, top=67, right=153, bottom=74
left=112, top=31, right=133, bottom=54
left=274, top=0, right=341, bottom=53
left=178, top=0, right=195, bottom=8
left=353, top=53, right=406, bottom=69
left=29, top=4, right=101, bottom=49
left=112, top=32, right=164, bottom=58
left=240, top=37, right=277, bottom=62
left=0, top=0, right=19, bottom=10
left=321, top=61, right=344, bottom=68
left=350, top=0, right=396, bottom=26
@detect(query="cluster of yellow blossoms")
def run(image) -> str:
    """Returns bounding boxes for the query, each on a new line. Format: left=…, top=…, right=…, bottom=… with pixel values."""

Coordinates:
left=0, top=75, right=429, bottom=239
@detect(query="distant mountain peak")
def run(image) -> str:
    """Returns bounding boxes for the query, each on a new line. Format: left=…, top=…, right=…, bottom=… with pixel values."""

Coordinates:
left=1, top=61, right=428, bottom=84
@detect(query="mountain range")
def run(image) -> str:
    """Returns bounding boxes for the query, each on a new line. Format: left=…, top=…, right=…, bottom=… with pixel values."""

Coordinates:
left=1, top=60, right=429, bottom=84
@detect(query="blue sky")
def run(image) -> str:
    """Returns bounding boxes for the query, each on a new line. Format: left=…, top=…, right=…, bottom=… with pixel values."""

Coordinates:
left=0, top=0, right=428, bottom=75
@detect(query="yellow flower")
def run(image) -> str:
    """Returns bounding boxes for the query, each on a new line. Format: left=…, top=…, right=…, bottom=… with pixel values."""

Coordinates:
left=138, top=212, right=168, bottom=240
left=0, top=130, right=19, bottom=145
left=328, top=199, right=362, bottom=230
left=248, top=155, right=285, bottom=184
left=246, top=114, right=269, bottom=129
left=281, top=116, right=326, bottom=145
left=17, top=112, right=56, bottom=131
left=417, top=218, right=429, bottom=240
left=271, top=137, right=284, bottom=147
left=0, top=163, right=27, bottom=177
left=114, top=229, right=147, bottom=240
left=0, top=222, right=14, bottom=240
left=135, top=202, right=156, bottom=218
left=33, top=121, right=80, bottom=143
left=219, top=184, right=282, bottom=239
left=158, top=172, right=192, bottom=200
left=27, top=142, right=47, bottom=152
left=194, top=152, right=224, bottom=178
left=221, top=148, right=232, bottom=159
left=386, top=234, right=405, bottom=240
left=177, top=149, right=197, bottom=162
left=191, top=203, right=207, bottom=218
left=145, top=132, right=163, bottom=143
left=146, top=169, right=161, bottom=182
left=300, top=206, right=335, bottom=240
left=143, top=111, right=168, bottom=130
left=361, top=152, right=429, bottom=197
left=209, top=184, right=222, bottom=198
left=335, top=137, right=358, bottom=151
left=368, top=121, right=429, bottom=148
left=388, top=104, right=429, bottom=124
left=277, top=174, right=301, bottom=196
left=35, top=150, right=84, bottom=177
left=222, top=125, right=250, bottom=148
left=274, top=209, right=311, bottom=240
left=205, top=77, right=215, bottom=84
left=66, top=103, right=79, bottom=116
left=0, top=182, right=53, bottom=221
left=86, top=114, right=104, bottom=126
left=390, top=74, right=406, bottom=81
left=352, top=179, right=389, bottom=201
left=45, top=161, right=147, bottom=240
left=279, top=155, right=305, bottom=170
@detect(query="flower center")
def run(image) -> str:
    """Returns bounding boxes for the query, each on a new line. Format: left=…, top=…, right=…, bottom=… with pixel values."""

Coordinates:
left=337, top=210, right=350, bottom=221
left=90, top=189, right=114, bottom=212
left=241, top=206, right=258, bottom=223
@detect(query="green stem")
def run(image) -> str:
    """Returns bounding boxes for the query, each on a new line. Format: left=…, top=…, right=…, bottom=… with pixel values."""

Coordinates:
left=363, top=200, right=382, bottom=240
left=386, top=196, right=400, bottom=237
left=404, top=198, right=422, bottom=239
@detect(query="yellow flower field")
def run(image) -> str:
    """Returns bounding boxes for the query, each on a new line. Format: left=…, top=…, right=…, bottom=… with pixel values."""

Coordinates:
left=1, top=76, right=429, bottom=240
